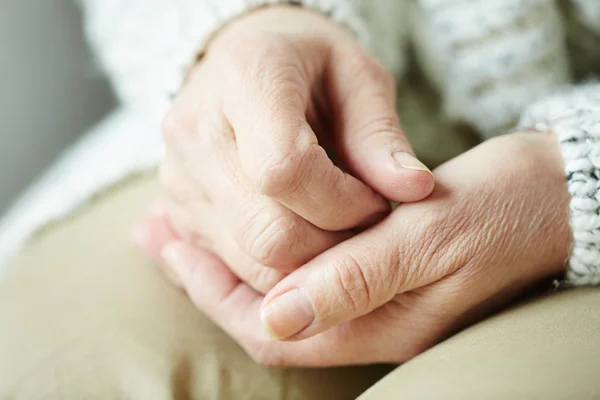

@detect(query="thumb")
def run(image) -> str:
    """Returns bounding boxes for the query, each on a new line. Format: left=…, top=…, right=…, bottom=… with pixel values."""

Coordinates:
left=329, top=49, right=434, bottom=202
left=259, top=215, right=430, bottom=341
left=224, top=54, right=389, bottom=231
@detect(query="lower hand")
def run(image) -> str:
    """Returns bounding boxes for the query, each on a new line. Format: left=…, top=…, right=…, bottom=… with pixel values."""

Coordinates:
left=159, top=131, right=571, bottom=366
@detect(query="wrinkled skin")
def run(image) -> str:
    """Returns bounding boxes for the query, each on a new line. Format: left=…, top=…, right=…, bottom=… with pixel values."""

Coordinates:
left=138, top=132, right=571, bottom=367
left=135, top=6, right=435, bottom=294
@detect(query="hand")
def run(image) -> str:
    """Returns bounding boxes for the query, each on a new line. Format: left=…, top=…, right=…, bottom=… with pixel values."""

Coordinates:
left=159, top=131, right=571, bottom=366
left=135, top=5, right=434, bottom=293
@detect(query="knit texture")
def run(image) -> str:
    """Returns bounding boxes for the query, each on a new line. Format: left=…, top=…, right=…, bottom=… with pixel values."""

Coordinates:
left=409, top=0, right=571, bottom=137
left=78, top=0, right=409, bottom=109
left=518, top=83, right=600, bottom=286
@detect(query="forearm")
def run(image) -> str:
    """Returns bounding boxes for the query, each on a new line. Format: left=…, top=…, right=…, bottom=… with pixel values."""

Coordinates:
left=408, top=0, right=571, bottom=137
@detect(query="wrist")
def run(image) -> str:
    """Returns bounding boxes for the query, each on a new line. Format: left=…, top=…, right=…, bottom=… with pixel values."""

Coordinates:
left=508, top=131, right=571, bottom=277
left=206, top=5, right=353, bottom=57
left=516, top=84, right=600, bottom=285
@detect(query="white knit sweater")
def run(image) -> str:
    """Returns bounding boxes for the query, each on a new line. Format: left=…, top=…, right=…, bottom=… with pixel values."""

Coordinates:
left=0, top=0, right=599, bottom=285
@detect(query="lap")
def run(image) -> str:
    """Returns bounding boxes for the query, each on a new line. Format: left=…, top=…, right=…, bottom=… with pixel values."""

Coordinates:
left=361, top=288, right=600, bottom=399
left=0, top=175, right=390, bottom=399
left=2, top=174, right=598, bottom=399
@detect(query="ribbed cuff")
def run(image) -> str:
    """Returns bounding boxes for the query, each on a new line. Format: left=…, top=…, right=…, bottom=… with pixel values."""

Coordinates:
left=517, top=83, right=600, bottom=286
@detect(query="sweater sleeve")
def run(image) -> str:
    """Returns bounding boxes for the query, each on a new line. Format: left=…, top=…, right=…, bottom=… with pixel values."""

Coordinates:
left=517, top=82, right=600, bottom=286
left=408, top=0, right=571, bottom=137
left=78, top=0, right=409, bottom=110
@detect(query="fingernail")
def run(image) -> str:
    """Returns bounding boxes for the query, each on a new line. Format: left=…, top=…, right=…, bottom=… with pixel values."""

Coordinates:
left=392, top=152, right=432, bottom=174
left=261, top=289, right=315, bottom=340
left=161, top=243, right=189, bottom=285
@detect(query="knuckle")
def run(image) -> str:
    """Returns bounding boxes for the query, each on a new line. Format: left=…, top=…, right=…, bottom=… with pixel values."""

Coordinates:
left=329, top=254, right=372, bottom=313
left=245, top=264, right=285, bottom=294
left=254, top=153, right=297, bottom=196
left=352, top=114, right=403, bottom=141
left=242, top=210, right=301, bottom=269
left=253, top=144, right=311, bottom=197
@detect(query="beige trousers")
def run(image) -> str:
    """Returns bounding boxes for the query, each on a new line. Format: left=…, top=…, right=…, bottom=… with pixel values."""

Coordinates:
left=1, top=175, right=599, bottom=399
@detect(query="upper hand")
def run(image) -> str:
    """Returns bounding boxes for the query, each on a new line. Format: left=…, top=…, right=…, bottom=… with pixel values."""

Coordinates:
left=159, top=131, right=572, bottom=366
left=138, top=5, right=433, bottom=293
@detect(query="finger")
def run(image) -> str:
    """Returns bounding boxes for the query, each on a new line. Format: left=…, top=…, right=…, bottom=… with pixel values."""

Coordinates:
left=259, top=210, right=443, bottom=341
left=131, top=211, right=183, bottom=287
left=160, top=241, right=396, bottom=366
left=163, top=196, right=287, bottom=294
left=329, top=46, right=435, bottom=202
left=161, top=241, right=254, bottom=312
left=223, top=57, right=389, bottom=231
left=161, top=127, right=352, bottom=273
left=228, top=198, right=352, bottom=272
left=215, top=232, right=288, bottom=294
left=131, top=202, right=180, bottom=262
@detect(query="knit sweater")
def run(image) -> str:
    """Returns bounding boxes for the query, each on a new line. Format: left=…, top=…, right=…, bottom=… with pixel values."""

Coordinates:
left=0, top=0, right=598, bottom=285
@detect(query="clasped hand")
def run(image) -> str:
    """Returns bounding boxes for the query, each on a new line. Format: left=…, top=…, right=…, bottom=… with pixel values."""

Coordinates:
left=133, top=6, right=571, bottom=367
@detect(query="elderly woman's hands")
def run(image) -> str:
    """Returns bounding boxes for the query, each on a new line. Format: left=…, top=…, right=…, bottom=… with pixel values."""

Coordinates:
left=144, top=5, right=433, bottom=293
left=158, top=131, right=572, bottom=366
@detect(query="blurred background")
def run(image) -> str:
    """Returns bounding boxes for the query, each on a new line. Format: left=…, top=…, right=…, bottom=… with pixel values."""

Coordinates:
left=0, top=0, right=115, bottom=214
